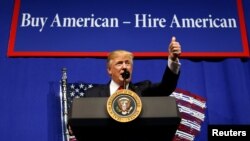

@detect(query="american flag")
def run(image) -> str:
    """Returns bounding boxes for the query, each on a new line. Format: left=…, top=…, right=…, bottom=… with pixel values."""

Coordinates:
left=170, top=89, right=206, bottom=141
left=60, top=82, right=97, bottom=141
left=66, top=83, right=96, bottom=110
left=61, top=83, right=206, bottom=141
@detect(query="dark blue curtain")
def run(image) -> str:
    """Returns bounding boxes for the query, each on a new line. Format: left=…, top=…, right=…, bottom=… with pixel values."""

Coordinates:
left=0, top=0, right=250, bottom=141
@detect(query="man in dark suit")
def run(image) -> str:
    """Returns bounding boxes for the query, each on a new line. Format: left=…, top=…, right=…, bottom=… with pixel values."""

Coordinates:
left=85, top=36, right=181, bottom=97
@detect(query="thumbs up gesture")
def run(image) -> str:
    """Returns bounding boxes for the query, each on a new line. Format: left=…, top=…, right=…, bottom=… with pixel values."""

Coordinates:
left=168, top=36, right=181, bottom=61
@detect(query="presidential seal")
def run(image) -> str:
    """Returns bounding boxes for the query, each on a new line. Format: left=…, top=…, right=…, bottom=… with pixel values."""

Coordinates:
left=107, top=89, right=142, bottom=123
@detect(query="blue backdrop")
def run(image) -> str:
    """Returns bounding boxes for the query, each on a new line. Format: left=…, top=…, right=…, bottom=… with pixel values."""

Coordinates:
left=0, top=0, right=250, bottom=141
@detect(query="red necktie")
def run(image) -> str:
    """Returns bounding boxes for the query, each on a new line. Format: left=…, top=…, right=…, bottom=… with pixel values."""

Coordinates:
left=118, top=86, right=124, bottom=90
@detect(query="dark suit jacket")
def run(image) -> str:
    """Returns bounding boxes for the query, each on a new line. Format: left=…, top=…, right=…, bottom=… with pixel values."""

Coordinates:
left=85, top=66, right=180, bottom=97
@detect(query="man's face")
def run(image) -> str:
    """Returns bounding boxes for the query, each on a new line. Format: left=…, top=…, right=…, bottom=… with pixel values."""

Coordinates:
left=107, top=55, right=133, bottom=85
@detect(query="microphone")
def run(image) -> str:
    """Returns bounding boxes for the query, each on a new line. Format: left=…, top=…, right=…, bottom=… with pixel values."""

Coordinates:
left=121, top=69, right=130, bottom=89
left=121, top=69, right=130, bottom=80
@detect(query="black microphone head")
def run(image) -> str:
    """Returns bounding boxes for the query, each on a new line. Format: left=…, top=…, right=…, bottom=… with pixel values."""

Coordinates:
left=121, top=69, right=130, bottom=79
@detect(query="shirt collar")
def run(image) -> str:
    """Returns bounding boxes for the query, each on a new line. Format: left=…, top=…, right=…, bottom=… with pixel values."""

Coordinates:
left=109, top=80, right=129, bottom=95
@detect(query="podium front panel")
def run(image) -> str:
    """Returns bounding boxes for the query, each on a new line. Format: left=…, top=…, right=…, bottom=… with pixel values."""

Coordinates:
left=69, top=96, right=181, bottom=141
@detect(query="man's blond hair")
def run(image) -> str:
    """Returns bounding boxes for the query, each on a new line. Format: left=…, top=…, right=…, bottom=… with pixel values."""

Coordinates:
left=107, top=50, right=134, bottom=68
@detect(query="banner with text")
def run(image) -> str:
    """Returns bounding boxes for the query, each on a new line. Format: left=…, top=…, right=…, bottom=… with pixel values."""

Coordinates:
left=8, top=0, right=249, bottom=58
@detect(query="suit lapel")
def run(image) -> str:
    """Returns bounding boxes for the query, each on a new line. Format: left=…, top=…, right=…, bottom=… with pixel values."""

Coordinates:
left=129, top=83, right=142, bottom=96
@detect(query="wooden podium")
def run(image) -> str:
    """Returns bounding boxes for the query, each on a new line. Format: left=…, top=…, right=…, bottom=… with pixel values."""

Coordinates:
left=68, top=96, right=181, bottom=141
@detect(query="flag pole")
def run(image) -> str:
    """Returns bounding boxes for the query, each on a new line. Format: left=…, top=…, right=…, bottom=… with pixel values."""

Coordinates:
left=61, top=67, right=69, bottom=141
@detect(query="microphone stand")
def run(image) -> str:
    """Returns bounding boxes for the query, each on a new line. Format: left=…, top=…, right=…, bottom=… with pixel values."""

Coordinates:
left=123, top=79, right=126, bottom=90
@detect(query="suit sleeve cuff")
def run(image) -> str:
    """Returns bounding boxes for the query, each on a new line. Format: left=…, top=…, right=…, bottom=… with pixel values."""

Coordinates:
left=168, top=57, right=181, bottom=74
